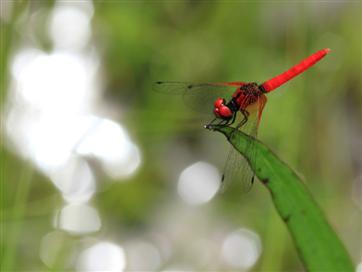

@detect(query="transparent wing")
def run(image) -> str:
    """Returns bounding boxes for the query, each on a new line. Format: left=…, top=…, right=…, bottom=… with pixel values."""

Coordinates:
left=220, top=146, right=255, bottom=193
left=153, top=81, right=246, bottom=113
left=219, top=94, right=267, bottom=193
left=219, top=114, right=258, bottom=194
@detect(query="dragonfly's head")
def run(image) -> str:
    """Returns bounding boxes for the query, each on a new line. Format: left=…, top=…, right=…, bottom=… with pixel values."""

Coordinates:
left=213, top=98, right=233, bottom=120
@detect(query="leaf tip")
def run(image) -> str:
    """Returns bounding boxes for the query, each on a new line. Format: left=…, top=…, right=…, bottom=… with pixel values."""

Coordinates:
left=204, top=124, right=214, bottom=130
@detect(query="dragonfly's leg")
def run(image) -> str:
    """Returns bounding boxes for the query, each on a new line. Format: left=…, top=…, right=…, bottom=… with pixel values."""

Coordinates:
left=219, top=112, right=237, bottom=127
left=230, top=110, right=249, bottom=137
left=207, top=112, right=236, bottom=129
left=229, top=112, right=237, bottom=125
left=205, top=118, right=217, bottom=127
left=236, top=110, right=249, bottom=130
left=218, top=119, right=229, bottom=126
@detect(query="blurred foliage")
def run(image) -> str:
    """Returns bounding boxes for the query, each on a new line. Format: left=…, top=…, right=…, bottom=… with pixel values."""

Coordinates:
left=1, top=1, right=361, bottom=271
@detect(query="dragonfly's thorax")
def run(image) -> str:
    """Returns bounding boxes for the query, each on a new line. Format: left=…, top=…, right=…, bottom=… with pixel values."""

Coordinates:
left=226, top=99, right=239, bottom=112
left=213, top=83, right=265, bottom=120
left=232, top=82, right=264, bottom=109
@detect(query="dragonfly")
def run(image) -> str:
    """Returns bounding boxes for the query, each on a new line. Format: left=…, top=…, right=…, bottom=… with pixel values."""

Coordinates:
left=154, top=48, right=330, bottom=192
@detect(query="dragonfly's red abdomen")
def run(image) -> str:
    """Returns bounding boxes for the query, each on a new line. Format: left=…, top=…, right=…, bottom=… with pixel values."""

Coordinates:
left=261, top=48, right=330, bottom=92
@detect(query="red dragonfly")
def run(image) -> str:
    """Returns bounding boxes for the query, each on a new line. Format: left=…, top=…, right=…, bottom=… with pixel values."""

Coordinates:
left=154, top=48, right=330, bottom=191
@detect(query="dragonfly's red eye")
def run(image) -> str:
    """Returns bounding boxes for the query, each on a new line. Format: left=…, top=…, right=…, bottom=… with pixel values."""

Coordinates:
left=219, top=105, right=232, bottom=118
left=213, top=98, right=232, bottom=119
left=214, top=98, right=225, bottom=108
left=213, top=108, right=221, bottom=117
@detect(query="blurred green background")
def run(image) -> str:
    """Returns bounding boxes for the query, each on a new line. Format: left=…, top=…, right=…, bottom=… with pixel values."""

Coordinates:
left=1, top=1, right=361, bottom=271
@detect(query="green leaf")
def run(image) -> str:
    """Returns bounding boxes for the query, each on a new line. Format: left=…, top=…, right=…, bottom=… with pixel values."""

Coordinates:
left=210, top=125, right=354, bottom=272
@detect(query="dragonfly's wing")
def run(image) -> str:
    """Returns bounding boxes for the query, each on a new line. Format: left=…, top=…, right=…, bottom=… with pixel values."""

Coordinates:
left=220, top=146, right=255, bottom=193
left=153, top=81, right=246, bottom=113
left=219, top=94, right=267, bottom=193
left=219, top=113, right=258, bottom=193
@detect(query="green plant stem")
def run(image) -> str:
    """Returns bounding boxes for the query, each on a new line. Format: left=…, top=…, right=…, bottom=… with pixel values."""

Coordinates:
left=2, top=161, right=34, bottom=271
left=211, top=125, right=354, bottom=272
